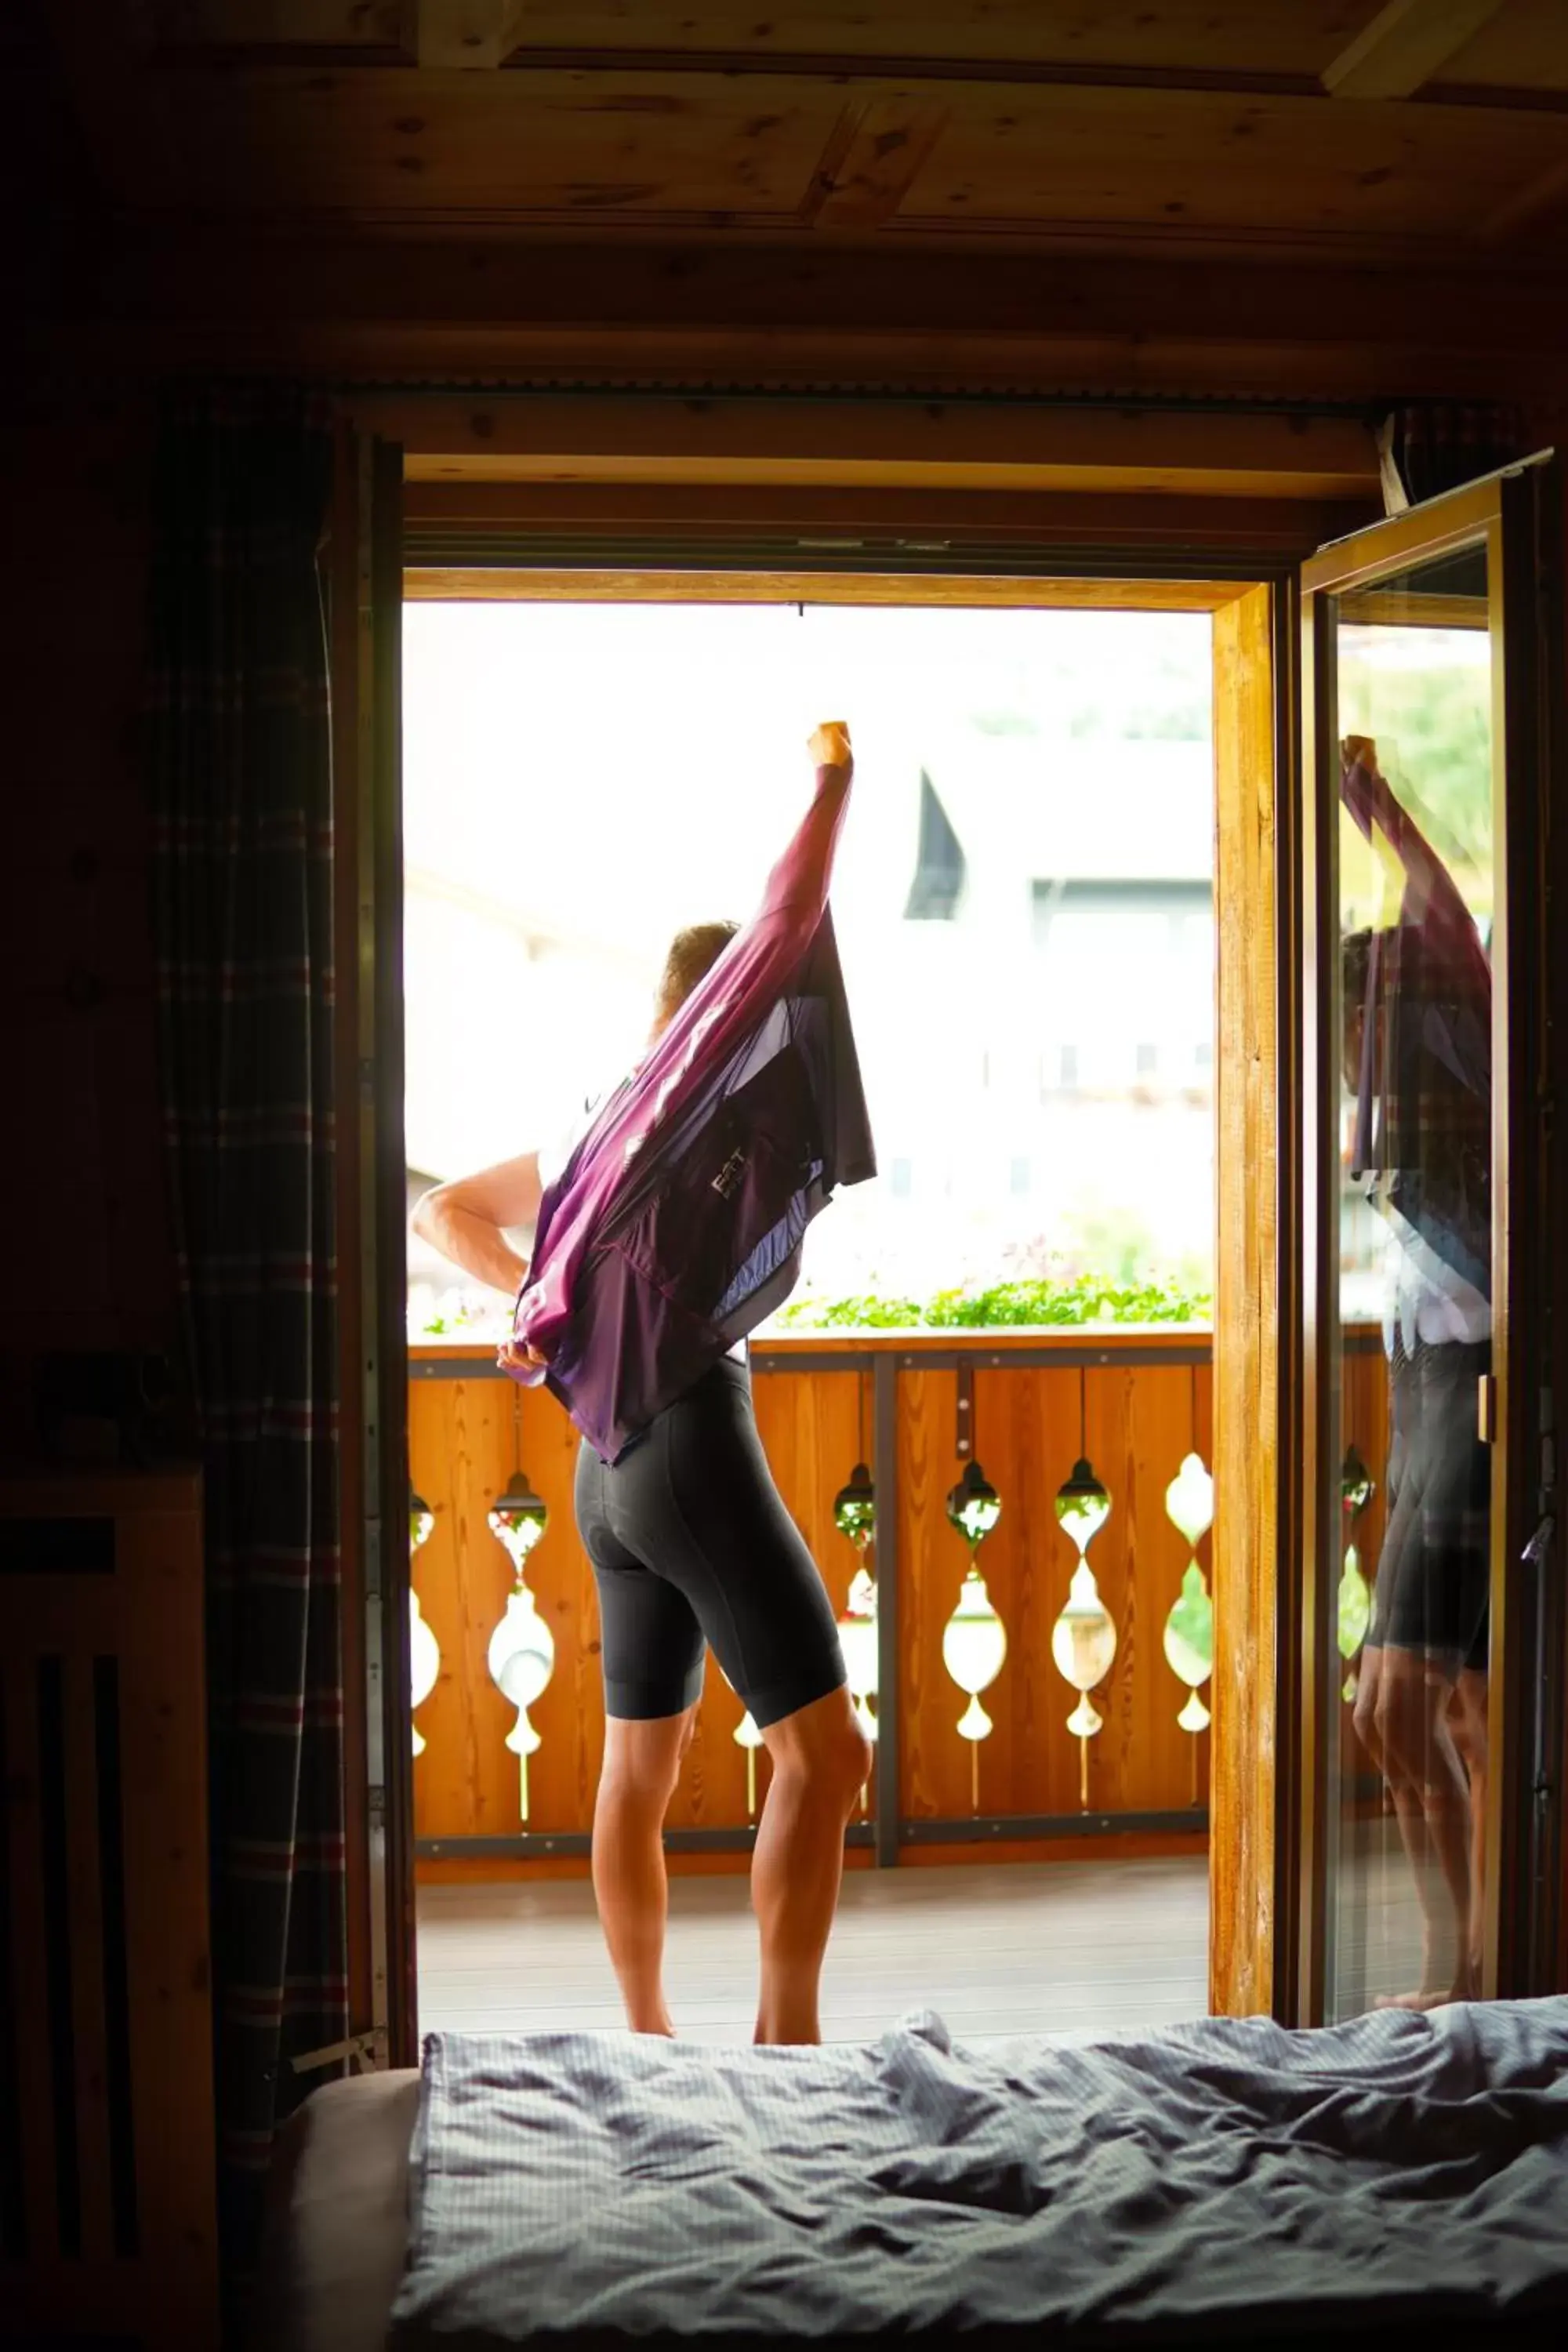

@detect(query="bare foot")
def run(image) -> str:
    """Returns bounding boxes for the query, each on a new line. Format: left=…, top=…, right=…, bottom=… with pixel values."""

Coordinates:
left=1374, top=1966, right=1477, bottom=2014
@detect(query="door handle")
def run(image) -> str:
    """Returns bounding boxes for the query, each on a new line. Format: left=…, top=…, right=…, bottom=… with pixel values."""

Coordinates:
left=1478, top=1374, right=1497, bottom=1444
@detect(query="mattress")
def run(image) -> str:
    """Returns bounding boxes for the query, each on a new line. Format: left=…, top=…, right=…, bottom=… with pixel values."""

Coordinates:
left=256, top=2000, right=1568, bottom=2351
left=249, top=2065, right=421, bottom=2352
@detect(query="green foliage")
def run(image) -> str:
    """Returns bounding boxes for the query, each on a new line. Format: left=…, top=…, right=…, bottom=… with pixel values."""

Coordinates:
left=971, top=710, right=1040, bottom=736
left=1338, top=1546, right=1372, bottom=1663
left=1165, top=1562, right=1214, bottom=1678
left=777, top=1292, right=927, bottom=1329
left=776, top=1273, right=1211, bottom=1332
left=408, top=1289, right=506, bottom=1342
left=1337, top=655, right=1492, bottom=882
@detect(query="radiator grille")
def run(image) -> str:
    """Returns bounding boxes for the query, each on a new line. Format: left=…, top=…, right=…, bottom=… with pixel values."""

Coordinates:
left=1, top=1472, right=215, bottom=2346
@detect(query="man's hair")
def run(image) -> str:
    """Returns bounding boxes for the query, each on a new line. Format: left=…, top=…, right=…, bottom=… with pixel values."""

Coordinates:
left=654, top=920, right=739, bottom=1027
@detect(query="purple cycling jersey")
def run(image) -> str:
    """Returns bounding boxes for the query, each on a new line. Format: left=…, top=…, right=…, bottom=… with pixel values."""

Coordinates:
left=506, top=756, right=876, bottom=1461
left=1343, top=737, right=1492, bottom=1303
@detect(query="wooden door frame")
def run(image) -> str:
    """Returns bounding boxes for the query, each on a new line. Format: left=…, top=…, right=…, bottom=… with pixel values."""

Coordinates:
left=329, top=424, right=416, bottom=2073
left=334, top=427, right=1336, bottom=2053
left=1294, top=464, right=1563, bottom=2020
left=1210, top=579, right=1294, bottom=2022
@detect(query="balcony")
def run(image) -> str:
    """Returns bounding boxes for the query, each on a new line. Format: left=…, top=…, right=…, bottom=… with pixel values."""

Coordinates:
left=408, top=1323, right=1396, bottom=2034
left=412, top=1325, right=1287, bottom=1869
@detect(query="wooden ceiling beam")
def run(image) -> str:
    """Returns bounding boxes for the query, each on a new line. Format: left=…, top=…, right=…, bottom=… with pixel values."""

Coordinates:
left=383, top=394, right=1379, bottom=501
left=31, top=227, right=1568, bottom=403
left=416, top=1, right=530, bottom=71
left=74, top=226, right=1568, bottom=348
left=125, top=7, right=1566, bottom=106
left=485, top=49, right=1323, bottom=99
left=402, top=569, right=1256, bottom=609
left=399, top=477, right=1374, bottom=555
left=1323, top=0, right=1505, bottom=100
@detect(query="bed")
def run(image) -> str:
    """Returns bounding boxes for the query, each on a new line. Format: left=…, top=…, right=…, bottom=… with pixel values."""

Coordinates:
left=252, top=1999, right=1568, bottom=2351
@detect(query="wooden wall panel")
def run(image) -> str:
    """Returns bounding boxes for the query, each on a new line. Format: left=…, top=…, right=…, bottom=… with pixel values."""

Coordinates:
left=0, top=1470, right=218, bottom=2349
left=0, top=398, right=177, bottom=1449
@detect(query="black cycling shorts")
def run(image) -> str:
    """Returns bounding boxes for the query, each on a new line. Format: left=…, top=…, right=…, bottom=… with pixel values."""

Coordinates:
left=572, top=1356, right=848, bottom=1726
left=1368, top=1335, right=1490, bottom=1677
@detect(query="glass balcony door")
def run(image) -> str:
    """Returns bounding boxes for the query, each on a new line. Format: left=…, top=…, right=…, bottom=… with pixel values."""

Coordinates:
left=1296, top=463, right=1561, bottom=2022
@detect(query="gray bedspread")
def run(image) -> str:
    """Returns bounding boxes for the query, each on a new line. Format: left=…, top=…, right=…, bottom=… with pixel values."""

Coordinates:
left=392, top=2000, right=1568, bottom=2345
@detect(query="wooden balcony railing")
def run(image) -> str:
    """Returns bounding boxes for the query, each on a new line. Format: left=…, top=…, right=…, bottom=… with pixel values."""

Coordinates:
left=408, top=1328, right=1392, bottom=1877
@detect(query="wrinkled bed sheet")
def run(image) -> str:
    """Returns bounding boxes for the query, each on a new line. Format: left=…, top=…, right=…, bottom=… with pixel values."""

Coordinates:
left=392, top=2000, right=1568, bottom=2345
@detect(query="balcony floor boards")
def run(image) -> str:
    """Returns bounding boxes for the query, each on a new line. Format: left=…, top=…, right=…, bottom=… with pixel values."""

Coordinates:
left=417, top=1855, right=1210, bottom=2046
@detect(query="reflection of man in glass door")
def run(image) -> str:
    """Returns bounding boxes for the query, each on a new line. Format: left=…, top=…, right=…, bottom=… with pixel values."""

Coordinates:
left=1341, top=735, right=1491, bottom=2010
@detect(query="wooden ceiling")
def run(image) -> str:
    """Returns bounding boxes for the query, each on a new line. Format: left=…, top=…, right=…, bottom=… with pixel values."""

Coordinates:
left=15, top=4, right=1568, bottom=403
left=33, top=2, right=1568, bottom=266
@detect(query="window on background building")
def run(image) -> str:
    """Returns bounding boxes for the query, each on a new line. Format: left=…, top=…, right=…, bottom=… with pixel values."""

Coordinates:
left=1034, top=881, right=1213, bottom=1092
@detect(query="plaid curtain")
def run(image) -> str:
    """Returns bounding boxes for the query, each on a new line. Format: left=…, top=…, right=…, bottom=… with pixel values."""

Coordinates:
left=1378, top=401, right=1526, bottom=513
left=147, top=386, right=345, bottom=2307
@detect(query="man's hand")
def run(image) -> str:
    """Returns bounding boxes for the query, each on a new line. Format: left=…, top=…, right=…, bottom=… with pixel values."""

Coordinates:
left=808, top=720, right=852, bottom=770
left=497, top=1336, right=550, bottom=1375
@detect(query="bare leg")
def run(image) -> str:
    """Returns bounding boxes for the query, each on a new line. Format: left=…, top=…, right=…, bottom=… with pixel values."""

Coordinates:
left=1356, top=1648, right=1439, bottom=1994
left=1354, top=1646, right=1439, bottom=1886
left=591, top=1705, right=696, bottom=2035
left=1370, top=1650, right=1475, bottom=2009
left=751, top=1686, right=872, bottom=2046
left=1352, top=1646, right=1395, bottom=1786
left=1450, top=1668, right=1489, bottom=1988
